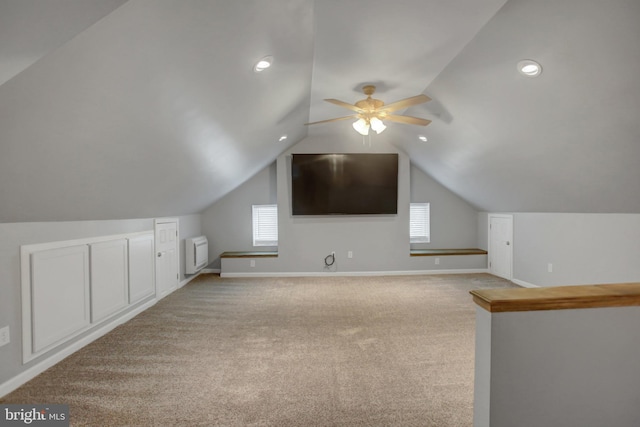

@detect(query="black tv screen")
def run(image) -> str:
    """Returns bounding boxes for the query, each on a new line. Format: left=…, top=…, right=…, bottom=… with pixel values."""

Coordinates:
left=291, top=153, right=398, bottom=215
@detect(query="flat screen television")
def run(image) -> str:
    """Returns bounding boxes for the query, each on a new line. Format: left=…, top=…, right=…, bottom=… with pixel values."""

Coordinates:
left=291, top=153, right=398, bottom=215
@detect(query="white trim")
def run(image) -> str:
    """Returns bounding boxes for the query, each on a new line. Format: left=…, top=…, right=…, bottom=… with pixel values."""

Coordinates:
left=20, top=230, right=152, bottom=253
left=1, top=298, right=156, bottom=399
left=221, top=268, right=489, bottom=278
left=512, top=278, right=539, bottom=288
left=179, top=270, right=204, bottom=288
left=202, top=268, right=221, bottom=274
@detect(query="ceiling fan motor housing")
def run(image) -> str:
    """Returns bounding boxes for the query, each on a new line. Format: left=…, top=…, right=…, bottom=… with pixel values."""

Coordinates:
left=356, top=85, right=384, bottom=116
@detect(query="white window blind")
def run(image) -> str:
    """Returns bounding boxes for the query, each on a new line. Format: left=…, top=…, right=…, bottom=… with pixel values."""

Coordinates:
left=410, top=203, right=430, bottom=243
left=252, top=205, right=278, bottom=246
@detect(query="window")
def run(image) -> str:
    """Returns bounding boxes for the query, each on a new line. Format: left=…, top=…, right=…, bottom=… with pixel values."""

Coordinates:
left=252, top=205, right=278, bottom=246
left=410, top=203, right=430, bottom=243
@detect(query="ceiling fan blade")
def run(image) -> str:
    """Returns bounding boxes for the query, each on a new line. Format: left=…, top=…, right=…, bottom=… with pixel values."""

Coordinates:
left=385, top=115, right=432, bottom=126
left=378, top=94, right=431, bottom=113
left=305, top=115, right=357, bottom=126
left=324, top=99, right=363, bottom=113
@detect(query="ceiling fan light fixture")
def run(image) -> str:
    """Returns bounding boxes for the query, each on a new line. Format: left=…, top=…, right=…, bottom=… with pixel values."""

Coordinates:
left=370, top=117, right=386, bottom=134
left=254, top=55, right=273, bottom=72
left=517, top=59, right=542, bottom=77
left=352, top=118, right=369, bottom=135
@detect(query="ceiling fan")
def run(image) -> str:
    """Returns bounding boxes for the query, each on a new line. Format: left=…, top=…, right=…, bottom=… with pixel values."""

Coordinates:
left=305, top=85, right=432, bottom=135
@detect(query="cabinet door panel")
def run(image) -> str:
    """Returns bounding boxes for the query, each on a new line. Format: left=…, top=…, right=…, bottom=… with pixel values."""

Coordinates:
left=31, top=245, right=90, bottom=353
left=90, top=239, right=129, bottom=323
left=129, top=234, right=155, bottom=303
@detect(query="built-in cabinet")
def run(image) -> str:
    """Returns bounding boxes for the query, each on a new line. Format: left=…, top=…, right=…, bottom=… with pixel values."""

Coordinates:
left=21, top=231, right=155, bottom=363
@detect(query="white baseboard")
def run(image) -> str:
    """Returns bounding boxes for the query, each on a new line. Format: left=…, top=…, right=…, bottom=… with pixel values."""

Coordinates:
left=221, top=268, right=490, bottom=278
left=0, top=298, right=156, bottom=399
left=512, top=278, right=539, bottom=288
left=179, top=270, right=206, bottom=288
left=201, top=268, right=221, bottom=274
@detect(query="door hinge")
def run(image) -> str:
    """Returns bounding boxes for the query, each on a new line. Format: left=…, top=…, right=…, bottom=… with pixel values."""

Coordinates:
left=177, top=273, right=179, bottom=280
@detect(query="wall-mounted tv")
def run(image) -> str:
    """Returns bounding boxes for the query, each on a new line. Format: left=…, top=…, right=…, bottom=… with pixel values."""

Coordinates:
left=291, top=153, right=398, bottom=215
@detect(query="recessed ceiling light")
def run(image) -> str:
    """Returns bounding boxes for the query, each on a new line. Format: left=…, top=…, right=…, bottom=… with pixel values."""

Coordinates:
left=517, top=59, right=542, bottom=77
left=418, top=135, right=428, bottom=142
left=278, top=135, right=287, bottom=142
left=254, top=55, right=273, bottom=72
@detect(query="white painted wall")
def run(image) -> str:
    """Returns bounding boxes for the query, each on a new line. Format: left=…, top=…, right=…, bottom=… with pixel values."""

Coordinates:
left=478, top=212, right=640, bottom=287
left=0, top=214, right=201, bottom=391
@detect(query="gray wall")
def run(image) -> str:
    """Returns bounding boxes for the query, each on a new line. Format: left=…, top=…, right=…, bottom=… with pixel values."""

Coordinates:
left=513, top=213, right=640, bottom=286
left=202, top=135, right=481, bottom=274
left=475, top=306, right=640, bottom=427
left=0, top=214, right=201, bottom=387
left=201, top=164, right=277, bottom=269
left=478, top=212, right=640, bottom=287
left=410, top=165, right=479, bottom=249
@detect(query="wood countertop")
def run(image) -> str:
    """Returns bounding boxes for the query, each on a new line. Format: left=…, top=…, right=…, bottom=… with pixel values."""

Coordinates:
left=220, top=251, right=278, bottom=258
left=410, top=248, right=487, bottom=256
left=470, top=282, right=640, bottom=312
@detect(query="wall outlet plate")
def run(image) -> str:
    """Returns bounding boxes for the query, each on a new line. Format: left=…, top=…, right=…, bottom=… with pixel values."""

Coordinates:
left=0, top=326, right=10, bottom=347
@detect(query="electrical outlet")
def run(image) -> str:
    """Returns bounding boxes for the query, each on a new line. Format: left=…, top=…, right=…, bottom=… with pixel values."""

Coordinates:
left=250, top=259, right=256, bottom=268
left=435, top=257, right=440, bottom=265
left=548, top=263, right=553, bottom=273
left=348, top=251, right=353, bottom=259
left=0, top=326, right=9, bottom=347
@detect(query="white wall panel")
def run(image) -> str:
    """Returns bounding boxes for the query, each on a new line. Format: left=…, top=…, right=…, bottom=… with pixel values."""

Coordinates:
left=90, top=239, right=129, bottom=323
left=30, top=245, right=90, bottom=354
left=128, top=233, right=155, bottom=303
left=16, top=228, right=166, bottom=369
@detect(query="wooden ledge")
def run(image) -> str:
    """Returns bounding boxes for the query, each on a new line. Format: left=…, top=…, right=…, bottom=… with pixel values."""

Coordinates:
left=220, top=251, right=278, bottom=258
left=410, top=248, right=487, bottom=257
left=471, top=282, right=640, bottom=313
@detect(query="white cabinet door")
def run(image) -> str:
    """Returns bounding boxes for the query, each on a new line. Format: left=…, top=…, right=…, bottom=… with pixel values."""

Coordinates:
left=129, top=234, right=155, bottom=303
left=31, top=245, right=90, bottom=353
left=90, top=239, right=129, bottom=323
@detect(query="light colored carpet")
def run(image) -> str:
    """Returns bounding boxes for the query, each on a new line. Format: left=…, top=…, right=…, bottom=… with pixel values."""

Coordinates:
left=1, top=273, right=517, bottom=426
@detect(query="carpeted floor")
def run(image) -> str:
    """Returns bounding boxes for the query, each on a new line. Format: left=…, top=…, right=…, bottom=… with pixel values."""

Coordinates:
left=1, top=273, right=517, bottom=426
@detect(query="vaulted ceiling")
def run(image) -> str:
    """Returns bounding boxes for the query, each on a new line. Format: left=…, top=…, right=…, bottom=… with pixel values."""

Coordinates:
left=1, top=0, right=639, bottom=222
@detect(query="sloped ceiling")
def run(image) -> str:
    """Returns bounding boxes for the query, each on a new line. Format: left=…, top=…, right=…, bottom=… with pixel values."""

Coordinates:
left=396, top=0, right=640, bottom=213
left=0, top=0, right=128, bottom=86
left=1, top=0, right=639, bottom=222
